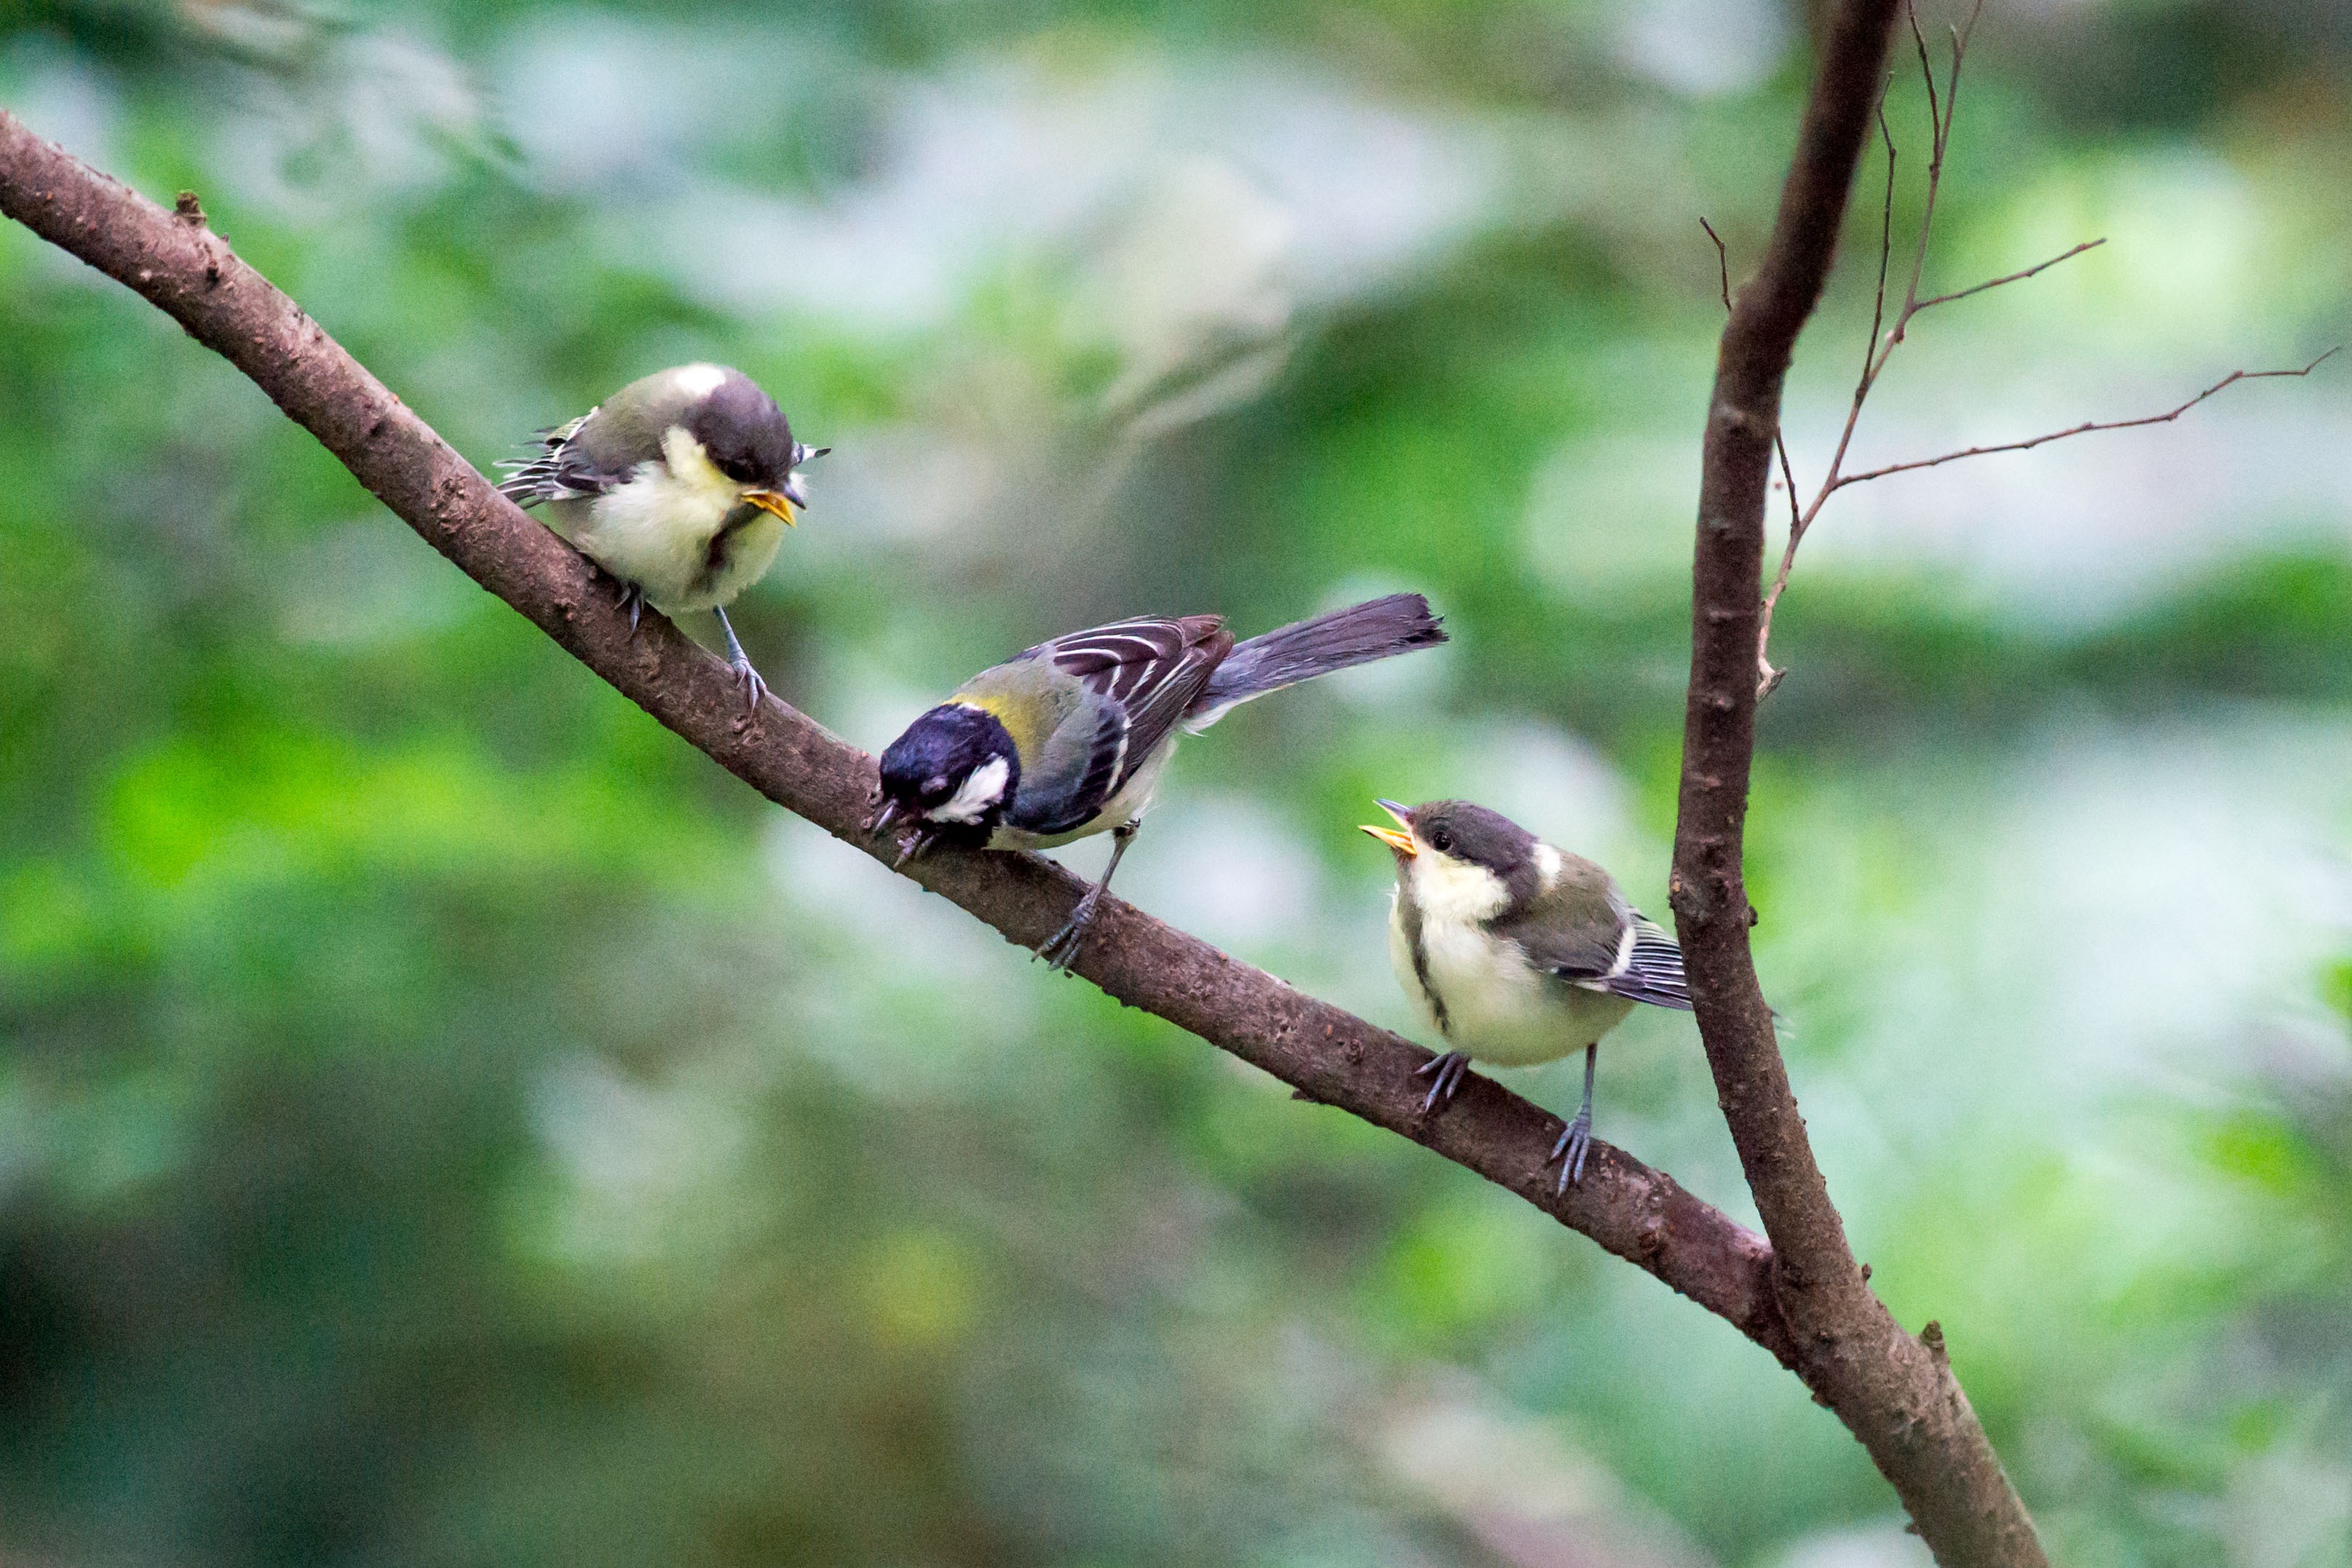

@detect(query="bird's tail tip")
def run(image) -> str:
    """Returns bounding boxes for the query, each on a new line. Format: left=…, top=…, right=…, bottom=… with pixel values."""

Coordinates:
left=1189, top=591, right=1448, bottom=725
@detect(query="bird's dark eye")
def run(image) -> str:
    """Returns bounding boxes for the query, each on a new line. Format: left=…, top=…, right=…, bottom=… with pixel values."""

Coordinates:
left=1428, top=828, right=1454, bottom=854
left=715, top=453, right=760, bottom=484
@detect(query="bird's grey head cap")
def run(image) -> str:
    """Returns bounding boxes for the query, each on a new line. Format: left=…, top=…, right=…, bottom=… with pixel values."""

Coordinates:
left=681, top=368, right=803, bottom=496
left=1393, top=799, right=1537, bottom=875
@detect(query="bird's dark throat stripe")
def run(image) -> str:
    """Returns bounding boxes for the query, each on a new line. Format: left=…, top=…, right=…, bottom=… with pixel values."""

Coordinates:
left=1396, top=878, right=1449, bottom=1036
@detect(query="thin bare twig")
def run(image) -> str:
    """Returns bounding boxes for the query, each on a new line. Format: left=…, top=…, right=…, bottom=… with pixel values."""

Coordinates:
left=1699, top=215, right=1731, bottom=311
left=1912, top=5, right=1942, bottom=167
left=1833, top=349, right=2341, bottom=486
left=1913, top=237, right=2104, bottom=313
left=1751, top=0, right=2196, bottom=700
left=1889, top=0, right=1972, bottom=340
left=1772, top=436, right=1802, bottom=532
left=1864, top=100, right=1899, bottom=392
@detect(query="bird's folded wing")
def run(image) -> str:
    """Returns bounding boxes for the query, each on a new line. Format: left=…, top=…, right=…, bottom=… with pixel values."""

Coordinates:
left=1489, top=898, right=1627, bottom=989
left=1040, top=616, right=1234, bottom=795
left=1497, top=899, right=1695, bottom=1013
left=494, top=413, right=628, bottom=505
left=1597, top=915, right=1693, bottom=1010
left=1010, top=700, right=1128, bottom=839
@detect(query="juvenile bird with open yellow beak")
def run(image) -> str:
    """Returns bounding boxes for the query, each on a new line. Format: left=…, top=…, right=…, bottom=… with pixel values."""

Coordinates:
left=1362, top=798, right=1692, bottom=1187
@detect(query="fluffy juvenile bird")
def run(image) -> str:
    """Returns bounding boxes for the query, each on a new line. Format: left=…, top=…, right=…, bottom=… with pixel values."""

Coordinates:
left=498, top=363, right=825, bottom=711
left=1361, top=798, right=1690, bottom=1187
left=875, top=594, right=1448, bottom=967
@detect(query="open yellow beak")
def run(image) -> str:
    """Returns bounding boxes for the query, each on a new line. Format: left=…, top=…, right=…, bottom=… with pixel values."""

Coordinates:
left=1358, top=798, right=1417, bottom=857
left=742, top=490, right=799, bottom=526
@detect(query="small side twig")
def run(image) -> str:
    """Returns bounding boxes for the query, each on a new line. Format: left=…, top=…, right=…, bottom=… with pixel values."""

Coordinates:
left=1743, top=0, right=2329, bottom=700
left=1911, top=237, right=2104, bottom=314
left=1832, top=349, right=2341, bottom=487
left=1700, top=215, right=1732, bottom=311
left=1756, top=2, right=1979, bottom=694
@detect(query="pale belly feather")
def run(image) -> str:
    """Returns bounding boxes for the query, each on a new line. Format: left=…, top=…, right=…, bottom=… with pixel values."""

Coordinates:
left=542, top=430, right=785, bottom=614
left=1387, top=898, right=1633, bottom=1068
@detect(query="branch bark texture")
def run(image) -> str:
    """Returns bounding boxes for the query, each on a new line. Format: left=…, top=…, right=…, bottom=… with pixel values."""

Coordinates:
left=1672, top=2, right=2046, bottom=1563
left=0, top=111, right=1800, bottom=1368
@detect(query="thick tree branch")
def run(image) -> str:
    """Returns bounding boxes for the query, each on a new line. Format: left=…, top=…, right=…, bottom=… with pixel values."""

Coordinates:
left=1674, top=0, right=2048, bottom=1562
left=0, top=114, right=1802, bottom=1369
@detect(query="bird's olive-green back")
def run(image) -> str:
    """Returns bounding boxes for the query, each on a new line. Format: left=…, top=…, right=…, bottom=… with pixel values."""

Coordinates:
left=570, top=365, right=724, bottom=475
left=951, top=657, right=1089, bottom=781
left=1486, top=851, right=1630, bottom=982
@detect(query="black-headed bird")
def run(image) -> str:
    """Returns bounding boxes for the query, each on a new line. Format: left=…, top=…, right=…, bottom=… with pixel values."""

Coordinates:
left=1360, top=798, right=1691, bottom=1188
left=874, top=594, right=1448, bottom=967
left=498, top=363, right=825, bottom=711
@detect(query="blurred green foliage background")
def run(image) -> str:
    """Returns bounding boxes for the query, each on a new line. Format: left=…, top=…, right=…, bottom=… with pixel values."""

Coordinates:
left=4, top=1, right=2350, bottom=1564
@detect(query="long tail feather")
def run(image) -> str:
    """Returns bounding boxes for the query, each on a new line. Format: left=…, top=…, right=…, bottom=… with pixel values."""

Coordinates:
left=1187, top=592, right=1446, bottom=731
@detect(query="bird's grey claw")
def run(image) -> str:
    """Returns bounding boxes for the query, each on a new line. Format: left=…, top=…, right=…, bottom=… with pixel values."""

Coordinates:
left=1414, top=1051, right=1470, bottom=1114
left=1549, top=1112, right=1594, bottom=1192
left=1034, top=919, right=1082, bottom=971
left=1034, top=892, right=1101, bottom=972
left=890, top=827, right=933, bottom=870
left=617, top=581, right=647, bottom=633
left=730, top=659, right=769, bottom=716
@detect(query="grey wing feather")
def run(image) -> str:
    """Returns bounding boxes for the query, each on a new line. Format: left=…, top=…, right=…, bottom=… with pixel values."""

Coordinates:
left=1040, top=616, right=1232, bottom=794
left=1489, top=897, right=1626, bottom=986
left=1601, top=915, right=1693, bottom=1010
left=1494, top=890, right=1694, bottom=1012
left=494, top=413, right=617, bottom=506
left=1013, top=699, right=1128, bottom=838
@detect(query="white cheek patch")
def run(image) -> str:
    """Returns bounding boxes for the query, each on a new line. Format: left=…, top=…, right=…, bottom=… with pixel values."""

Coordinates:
left=660, top=425, right=737, bottom=499
left=1410, top=851, right=1512, bottom=925
left=925, top=756, right=1011, bottom=825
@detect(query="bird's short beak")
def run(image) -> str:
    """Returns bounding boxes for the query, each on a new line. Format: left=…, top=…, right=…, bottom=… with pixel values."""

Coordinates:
left=1360, top=799, right=1417, bottom=858
left=742, top=489, right=799, bottom=526
left=780, top=472, right=811, bottom=510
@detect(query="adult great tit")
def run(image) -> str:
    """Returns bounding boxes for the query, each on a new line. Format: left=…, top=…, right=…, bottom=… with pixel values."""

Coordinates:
left=875, top=593, right=1448, bottom=967
left=1361, top=798, right=1691, bottom=1188
left=498, top=363, right=825, bottom=711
